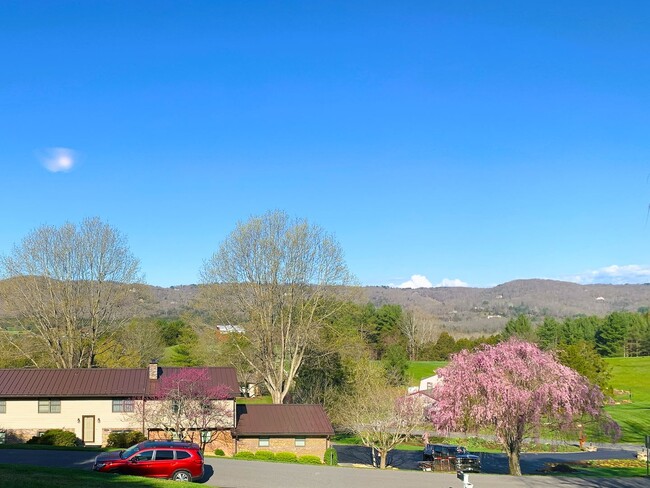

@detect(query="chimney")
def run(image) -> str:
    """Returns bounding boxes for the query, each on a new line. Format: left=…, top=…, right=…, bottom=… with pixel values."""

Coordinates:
left=148, top=360, right=159, bottom=380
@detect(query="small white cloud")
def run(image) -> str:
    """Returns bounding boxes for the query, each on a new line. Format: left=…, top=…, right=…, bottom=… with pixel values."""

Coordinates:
left=393, top=275, right=470, bottom=289
left=398, top=274, right=433, bottom=289
left=39, top=147, right=76, bottom=173
left=434, top=278, right=469, bottom=288
left=567, top=264, right=650, bottom=285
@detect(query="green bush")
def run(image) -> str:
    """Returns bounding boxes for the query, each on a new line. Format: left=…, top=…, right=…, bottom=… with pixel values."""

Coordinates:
left=275, top=452, right=298, bottom=463
left=298, top=455, right=322, bottom=465
left=26, top=429, right=79, bottom=447
left=324, top=447, right=338, bottom=466
left=214, top=448, right=225, bottom=456
left=233, top=450, right=255, bottom=460
left=255, top=450, right=276, bottom=461
left=106, top=430, right=146, bottom=448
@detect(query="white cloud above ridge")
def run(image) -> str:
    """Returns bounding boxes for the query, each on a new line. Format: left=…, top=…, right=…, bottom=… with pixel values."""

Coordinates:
left=395, top=274, right=469, bottom=289
left=567, top=264, right=650, bottom=285
left=39, top=147, right=76, bottom=173
left=435, top=278, right=469, bottom=287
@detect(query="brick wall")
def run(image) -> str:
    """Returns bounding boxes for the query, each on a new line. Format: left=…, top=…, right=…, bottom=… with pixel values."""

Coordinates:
left=236, top=436, right=329, bottom=459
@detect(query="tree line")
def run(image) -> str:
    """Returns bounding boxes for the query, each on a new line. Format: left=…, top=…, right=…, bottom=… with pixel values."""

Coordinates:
left=0, top=212, right=625, bottom=476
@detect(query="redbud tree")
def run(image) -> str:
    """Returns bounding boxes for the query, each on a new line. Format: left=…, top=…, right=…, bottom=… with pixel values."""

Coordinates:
left=134, top=368, right=233, bottom=451
left=428, top=339, right=619, bottom=475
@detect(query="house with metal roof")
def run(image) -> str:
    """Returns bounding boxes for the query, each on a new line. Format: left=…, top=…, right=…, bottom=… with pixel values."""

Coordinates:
left=0, top=364, right=336, bottom=460
left=234, top=404, right=334, bottom=458
left=0, top=362, right=239, bottom=450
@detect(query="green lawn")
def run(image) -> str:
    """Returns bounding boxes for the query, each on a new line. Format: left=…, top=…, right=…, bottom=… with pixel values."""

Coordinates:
left=544, top=459, right=648, bottom=478
left=406, top=361, right=447, bottom=384
left=237, top=395, right=273, bottom=404
left=0, top=464, right=180, bottom=488
left=604, top=356, right=650, bottom=443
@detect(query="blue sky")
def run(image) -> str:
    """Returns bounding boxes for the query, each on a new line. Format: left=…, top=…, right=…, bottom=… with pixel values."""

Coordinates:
left=2, top=1, right=650, bottom=288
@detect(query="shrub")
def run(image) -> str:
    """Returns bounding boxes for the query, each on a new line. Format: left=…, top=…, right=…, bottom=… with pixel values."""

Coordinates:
left=324, top=447, right=338, bottom=466
left=233, top=450, right=255, bottom=460
left=214, top=448, right=225, bottom=456
left=125, top=431, right=146, bottom=445
left=27, top=429, right=79, bottom=447
left=275, top=452, right=297, bottom=463
left=298, top=455, right=322, bottom=465
left=255, top=450, right=276, bottom=461
left=106, top=431, right=146, bottom=448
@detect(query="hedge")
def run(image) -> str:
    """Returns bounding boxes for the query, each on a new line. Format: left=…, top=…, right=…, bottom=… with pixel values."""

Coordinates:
left=298, top=455, right=322, bottom=465
left=106, top=431, right=146, bottom=448
left=26, top=429, right=80, bottom=447
left=275, top=452, right=298, bottom=463
left=233, top=450, right=255, bottom=460
left=255, top=450, right=276, bottom=461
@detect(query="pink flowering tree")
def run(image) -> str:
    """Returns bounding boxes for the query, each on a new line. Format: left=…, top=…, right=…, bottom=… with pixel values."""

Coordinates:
left=137, top=368, right=233, bottom=451
left=428, top=339, right=619, bottom=475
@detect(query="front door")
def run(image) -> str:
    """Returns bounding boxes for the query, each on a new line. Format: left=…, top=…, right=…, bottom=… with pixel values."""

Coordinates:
left=82, top=415, right=95, bottom=444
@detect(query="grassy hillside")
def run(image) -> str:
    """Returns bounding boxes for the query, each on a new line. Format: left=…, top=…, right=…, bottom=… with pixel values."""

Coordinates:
left=604, top=356, right=650, bottom=443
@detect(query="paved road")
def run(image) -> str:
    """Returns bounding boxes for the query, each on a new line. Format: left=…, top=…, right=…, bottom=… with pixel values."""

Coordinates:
left=335, top=444, right=639, bottom=474
left=0, top=449, right=648, bottom=488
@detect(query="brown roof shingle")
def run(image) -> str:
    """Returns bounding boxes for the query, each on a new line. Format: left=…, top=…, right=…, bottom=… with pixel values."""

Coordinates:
left=0, top=367, right=240, bottom=399
left=235, top=404, right=334, bottom=436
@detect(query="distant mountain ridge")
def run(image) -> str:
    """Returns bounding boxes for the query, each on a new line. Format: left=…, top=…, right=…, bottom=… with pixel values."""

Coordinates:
left=3, top=279, right=650, bottom=335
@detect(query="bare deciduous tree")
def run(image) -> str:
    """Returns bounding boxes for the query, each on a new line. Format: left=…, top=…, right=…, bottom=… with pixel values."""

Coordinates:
left=335, top=360, right=425, bottom=469
left=95, top=319, right=166, bottom=368
left=200, top=210, right=354, bottom=404
left=399, top=310, right=438, bottom=360
left=0, top=217, right=143, bottom=368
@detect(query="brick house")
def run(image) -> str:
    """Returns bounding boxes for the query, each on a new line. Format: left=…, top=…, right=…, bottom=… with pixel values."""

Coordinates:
left=234, top=404, right=334, bottom=458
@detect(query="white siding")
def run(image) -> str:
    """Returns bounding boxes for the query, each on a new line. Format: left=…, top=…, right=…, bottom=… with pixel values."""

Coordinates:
left=1, top=398, right=236, bottom=445
left=1, top=399, right=139, bottom=445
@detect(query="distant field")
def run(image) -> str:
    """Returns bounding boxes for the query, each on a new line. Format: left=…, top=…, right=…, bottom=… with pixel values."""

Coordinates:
left=406, top=361, right=447, bottom=384
left=604, top=356, right=650, bottom=443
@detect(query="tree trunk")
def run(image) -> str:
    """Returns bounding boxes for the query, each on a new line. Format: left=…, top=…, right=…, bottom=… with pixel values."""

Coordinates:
left=379, top=449, right=387, bottom=469
left=270, top=388, right=283, bottom=404
left=507, top=449, right=522, bottom=476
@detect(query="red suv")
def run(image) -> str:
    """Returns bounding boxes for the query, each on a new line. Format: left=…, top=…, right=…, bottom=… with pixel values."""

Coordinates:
left=93, top=440, right=204, bottom=482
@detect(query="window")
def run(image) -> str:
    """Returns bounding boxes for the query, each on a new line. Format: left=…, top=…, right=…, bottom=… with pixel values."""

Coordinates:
left=133, top=450, right=154, bottom=461
left=200, top=431, right=212, bottom=443
left=176, top=451, right=191, bottom=460
left=0, top=432, right=5, bottom=444
left=38, top=399, right=61, bottom=413
left=0, top=400, right=5, bottom=414
left=171, top=400, right=181, bottom=414
left=295, top=437, right=306, bottom=447
left=154, top=450, right=174, bottom=460
left=258, top=437, right=270, bottom=447
left=112, top=399, right=134, bottom=413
